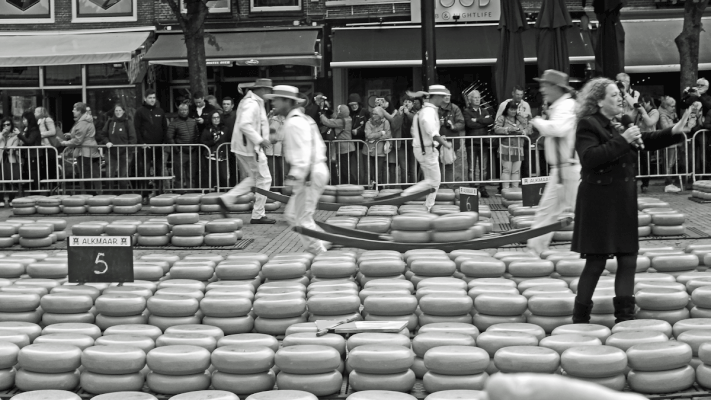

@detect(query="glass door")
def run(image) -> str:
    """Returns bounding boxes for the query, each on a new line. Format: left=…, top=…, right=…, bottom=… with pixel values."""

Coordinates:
left=44, top=89, right=83, bottom=134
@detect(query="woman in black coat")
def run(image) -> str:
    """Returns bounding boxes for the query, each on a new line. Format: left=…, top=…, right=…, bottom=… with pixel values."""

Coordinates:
left=572, top=78, right=692, bottom=325
left=19, top=111, right=42, bottom=190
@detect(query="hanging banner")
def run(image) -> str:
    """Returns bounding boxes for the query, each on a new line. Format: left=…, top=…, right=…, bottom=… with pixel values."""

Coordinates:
left=411, top=0, right=500, bottom=23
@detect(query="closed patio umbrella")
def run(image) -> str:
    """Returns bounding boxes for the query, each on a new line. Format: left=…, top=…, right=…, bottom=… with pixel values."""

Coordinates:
left=495, top=0, right=528, bottom=103
left=535, top=0, right=573, bottom=76
left=593, top=0, right=625, bottom=79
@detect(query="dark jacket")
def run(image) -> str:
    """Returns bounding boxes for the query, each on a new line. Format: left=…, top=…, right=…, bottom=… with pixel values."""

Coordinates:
left=350, top=105, right=370, bottom=141
left=17, top=126, right=41, bottom=147
left=98, top=116, right=137, bottom=146
left=439, top=102, right=465, bottom=150
left=166, top=116, right=199, bottom=146
left=572, top=113, right=682, bottom=255
left=200, top=124, right=229, bottom=159
left=222, top=110, right=237, bottom=142
left=189, top=104, right=218, bottom=134
left=683, top=92, right=711, bottom=116
left=134, top=102, right=168, bottom=145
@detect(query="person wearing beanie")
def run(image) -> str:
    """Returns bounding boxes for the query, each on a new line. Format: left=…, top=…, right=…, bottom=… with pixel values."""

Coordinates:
left=348, top=93, right=371, bottom=184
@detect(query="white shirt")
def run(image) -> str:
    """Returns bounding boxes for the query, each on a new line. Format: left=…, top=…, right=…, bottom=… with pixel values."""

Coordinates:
left=283, top=109, right=327, bottom=181
left=232, top=91, right=269, bottom=157
left=495, top=99, right=532, bottom=121
left=530, top=93, right=577, bottom=166
left=410, top=103, right=440, bottom=151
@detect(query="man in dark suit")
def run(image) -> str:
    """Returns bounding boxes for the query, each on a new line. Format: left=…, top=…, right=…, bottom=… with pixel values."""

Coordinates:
left=189, top=91, right=218, bottom=134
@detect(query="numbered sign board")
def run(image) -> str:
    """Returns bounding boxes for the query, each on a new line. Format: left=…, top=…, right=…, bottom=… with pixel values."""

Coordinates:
left=68, top=236, right=134, bottom=283
left=459, top=187, right=479, bottom=213
left=522, top=177, right=550, bottom=206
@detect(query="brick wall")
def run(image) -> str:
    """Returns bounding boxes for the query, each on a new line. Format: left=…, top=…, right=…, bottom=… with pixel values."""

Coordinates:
left=0, top=0, right=154, bottom=31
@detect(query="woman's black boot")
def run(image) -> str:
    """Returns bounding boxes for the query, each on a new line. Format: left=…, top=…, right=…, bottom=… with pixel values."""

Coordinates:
left=572, top=299, right=593, bottom=324
left=613, top=296, right=636, bottom=324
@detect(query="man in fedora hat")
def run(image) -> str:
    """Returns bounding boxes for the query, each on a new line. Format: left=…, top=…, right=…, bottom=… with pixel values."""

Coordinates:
left=218, top=78, right=276, bottom=224
left=267, top=85, right=329, bottom=255
left=403, top=84, right=454, bottom=211
left=527, top=69, right=580, bottom=255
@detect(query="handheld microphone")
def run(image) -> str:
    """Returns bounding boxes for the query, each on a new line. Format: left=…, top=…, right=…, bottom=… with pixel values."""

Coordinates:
left=620, top=114, right=644, bottom=150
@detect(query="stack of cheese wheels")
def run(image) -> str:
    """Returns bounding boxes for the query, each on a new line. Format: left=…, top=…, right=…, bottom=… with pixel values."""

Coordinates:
left=61, top=195, right=88, bottom=215
left=105, top=220, right=140, bottom=244
left=651, top=253, right=700, bottom=279
left=70, top=221, right=105, bottom=237
left=201, top=292, right=254, bottom=334
left=211, top=345, right=276, bottom=396
left=638, top=211, right=652, bottom=237
left=79, top=345, right=146, bottom=394
left=336, top=206, right=368, bottom=218
left=175, top=194, right=203, bottom=213
left=423, top=345, right=488, bottom=392
left=473, top=291, right=528, bottom=332
left=348, top=344, right=415, bottom=393
left=685, top=243, right=711, bottom=270
left=431, top=212, right=482, bottom=244
left=418, top=287, right=473, bottom=326
left=357, top=217, right=392, bottom=234
left=697, top=342, right=711, bottom=388
left=99, top=324, right=161, bottom=353
left=493, top=344, right=560, bottom=375
left=12, top=198, right=37, bottom=215
left=429, top=205, right=460, bottom=216
left=408, top=251, right=457, bottom=285
left=199, top=193, right=222, bottom=213
left=150, top=194, right=179, bottom=214
left=253, top=282, right=308, bottom=336
left=326, top=216, right=358, bottom=229
left=94, top=293, right=148, bottom=330
left=168, top=213, right=204, bottom=247
left=205, top=219, right=243, bottom=246
left=560, top=345, right=628, bottom=390
left=85, top=195, right=114, bottom=214
left=310, top=252, right=357, bottom=284
left=451, top=251, right=500, bottom=281
left=506, top=258, right=555, bottom=285
left=627, top=341, right=695, bottom=394
left=551, top=254, right=585, bottom=284
left=435, top=188, right=455, bottom=205
left=262, top=253, right=311, bottom=286
left=0, top=289, right=42, bottom=324
left=411, top=332, right=476, bottom=379
left=27, top=256, right=68, bottom=281
left=147, top=294, right=200, bottom=331
left=226, top=193, right=254, bottom=213
left=137, top=221, right=171, bottom=247
left=336, top=185, right=365, bottom=204
left=18, top=223, right=55, bottom=248
left=363, top=291, right=418, bottom=331
left=0, top=221, right=19, bottom=248
left=33, top=219, right=67, bottom=242
left=146, top=345, right=211, bottom=394
left=16, top=343, right=82, bottom=391
left=275, top=345, right=342, bottom=396
left=215, top=252, right=266, bottom=288
left=357, top=250, right=405, bottom=285
left=111, top=194, right=143, bottom=214
left=692, top=180, right=711, bottom=202
left=636, top=286, right=690, bottom=324
left=0, top=341, right=17, bottom=390
left=646, top=208, right=686, bottom=236
left=170, top=257, right=219, bottom=281
left=527, top=291, right=575, bottom=333
left=158, top=324, right=223, bottom=353
left=36, top=197, right=61, bottom=215
left=501, top=187, right=522, bottom=208
left=691, top=286, right=711, bottom=318
left=320, top=185, right=337, bottom=203
left=40, top=291, right=94, bottom=325
left=390, top=214, right=436, bottom=243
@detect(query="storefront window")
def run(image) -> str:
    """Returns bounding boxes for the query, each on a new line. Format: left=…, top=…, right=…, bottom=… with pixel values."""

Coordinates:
left=45, top=65, right=82, bottom=86
left=0, top=67, right=40, bottom=87
left=12, top=96, right=36, bottom=117
left=250, top=0, right=301, bottom=12
left=223, top=66, right=260, bottom=80
left=170, top=67, right=215, bottom=82
left=87, top=64, right=129, bottom=86
left=268, top=65, right=312, bottom=78
left=87, top=88, right=137, bottom=122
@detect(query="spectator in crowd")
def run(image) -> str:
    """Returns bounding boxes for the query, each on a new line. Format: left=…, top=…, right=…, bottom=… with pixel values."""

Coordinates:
left=166, top=102, right=199, bottom=189
left=659, top=96, right=683, bottom=193
left=267, top=110, right=286, bottom=189
left=61, top=103, right=101, bottom=195
left=348, top=93, right=371, bottom=184
left=495, top=85, right=532, bottom=120
left=320, top=105, right=354, bottom=184
left=464, top=90, right=494, bottom=197
left=0, top=117, right=20, bottom=205
left=222, top=97, right=237, bottom=141
left=495, top=101, right=527, bottom=189
left=632, top=94, right=660, bottom=193
left=616, top=72, right=640, bottom=117
left=402, top=97, right=422, bottom=185
left=205, top=95, right=221, bottom=114
left=305, top=92, right=332, bottom=139
left=200, top=110, right=229, bottom=190
left=189, top=91, right=217, bottom=134
left=682, top=77, right=711, bottom=116
left=97, top=104, right=137, bottom=192
left=438, top=93, right=465, bottom=188
left=18, top=110, right=42, bottom=190
left=377, top=98, right=406, bottom=186
left=134, top=89, right=168, bottom=199
left=34, top=107, right=59, bottom=182
left=363, top=108, right=391, bottom=186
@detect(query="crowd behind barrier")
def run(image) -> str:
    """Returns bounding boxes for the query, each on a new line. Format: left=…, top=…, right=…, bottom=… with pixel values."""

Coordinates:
left=0, top=132, right=702, bottom=199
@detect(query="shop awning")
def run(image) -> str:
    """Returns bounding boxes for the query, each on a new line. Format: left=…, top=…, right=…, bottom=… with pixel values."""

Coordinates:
left=331, top=24, right=593, bottom=68
left=144, top=30, right=321, bottom=68
left=0, top=31, right=150, bottom=67
left=623, top=18, right=711, bottom=73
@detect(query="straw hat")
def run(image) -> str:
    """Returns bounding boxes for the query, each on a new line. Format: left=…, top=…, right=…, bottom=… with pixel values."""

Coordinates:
left=264, top=85, right=306, bottom=103
left=534, top=69, right=573, bottom=92
left=406, top=84, right=451, bottom=98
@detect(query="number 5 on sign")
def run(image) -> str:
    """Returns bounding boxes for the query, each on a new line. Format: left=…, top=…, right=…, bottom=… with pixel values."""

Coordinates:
left=68, top=236, right=134, bottom=284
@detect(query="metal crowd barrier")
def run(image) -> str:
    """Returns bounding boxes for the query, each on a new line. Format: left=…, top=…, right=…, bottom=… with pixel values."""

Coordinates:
left=0, top=146, right=60, bottom=197
left=636, top=132, right=690, bottom=184
left=692, top=129, right=711, bottom=181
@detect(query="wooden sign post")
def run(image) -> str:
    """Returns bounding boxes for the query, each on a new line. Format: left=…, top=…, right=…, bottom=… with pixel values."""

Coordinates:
left=68, top=236, right=134, bottom=284
left=459, top=187, right=479, bottom=213
left=522, top=177, right=549, bottom=207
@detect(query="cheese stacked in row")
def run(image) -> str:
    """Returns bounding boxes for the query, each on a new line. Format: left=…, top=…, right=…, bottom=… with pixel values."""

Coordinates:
left=319, top=185, right=337, bottom=203
left=362, top=278, right=417, bottom=332
left=146, top=345, right=211, bottom=394
left=627, top=340, right=695, bottom=394
left=94, top=291, right=148, bottom=331
left=147, top=288, right=201, bottom=332
left=254, top=279, right=307, bottom=336
left=357, top=205, right=397, bottom=233
left=526, top=281, right=575, bottom=333
left=501, top=187, right=522, bottom=208
left=638, top=197, right=685, bottom=236
left=308, top=253, right=361, bottom=322
left=548, top=251, right=585, bottom=284
left=137, top=219, right=173, bottom=247
left=391, top=213, right=435, bottom=243
left=417, top=278, right=471, bottom=326
left=406, top=249, right=456, bottom=284
left=79, top=345, right=147, bottom=394
left=348, top=344, right=415, bottom=393
left=211, top=345, right=276, bottom=396
left=40, top=289, right=95, bottom=326
left=325, top=216, right=359, bottom=229
left=692, top=180, right=711, bottom=201
left=450, top=250, right=501, bottom=281
left=0, top=220, right=23, bottom=248
left=499, top=250, right=554, bottom=284
left=636, top=278, right=690, bottom=325
left=135, top=253, right=177, bottom=280
left=696, top=343, right=711, bottom=389
left=468, top=278, right=519, bottom=332
left=358, top=250, right=405, bottom=285
left=423, top=345, right=488, bottom=392
left=412, top=331, right=476, bottom=379
left=691, top=282, right=711, bottom=318
left=18, top=222, right=56, bottom=249
left=59, top=195, right=89, bottom=215
left=276, top=345, right=342, bottom=396
left=337, top=184, right=365, bottom=204
left=12, top=197, right=40, bottom=216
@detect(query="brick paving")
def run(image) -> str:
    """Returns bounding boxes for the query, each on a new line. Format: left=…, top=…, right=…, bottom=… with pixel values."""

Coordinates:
left=0, top=180, right=710, bottom=257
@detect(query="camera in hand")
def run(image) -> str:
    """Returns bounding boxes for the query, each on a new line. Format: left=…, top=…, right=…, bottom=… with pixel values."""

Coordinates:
left=682, top=86, right=700, bottom=101
left=633, top=103, right=642, bottom=108
left=615, top=80, right=626, bottom=93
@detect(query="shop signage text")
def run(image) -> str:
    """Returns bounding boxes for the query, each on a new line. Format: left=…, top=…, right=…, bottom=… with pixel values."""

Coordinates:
left=411, top=0, right=500, bottom=23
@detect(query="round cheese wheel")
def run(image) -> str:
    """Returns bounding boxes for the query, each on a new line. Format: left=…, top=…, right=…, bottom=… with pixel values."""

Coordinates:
left=422, top=372, right=487, bottom=393
left=80, top=371, right=145, bottom=394
left=359, top=259, right=407, bottom=278
left=412, top=332, right=476, bottom=358
left=0, top=292, right=40, bottom=312
left=19, top=224, right=53, bottom=238
left=18, top=343, right=82, bottom=373
left=391, top=214, right=437, bottom=231
left=692, top=286, right=711, bottom=308
left=346, top=333, right=411, bottom=351
left=676, top=329, right=711, bottom=357
left=167, top=213, right=200, bottom=225
left=95, top=315, right=148, bottom=331
left=150, top=206, right=176, bottom=214
left=459, top=259, right=506, bottom=278
left=348, top=370, right=416, bottom=393
left=94, top=335, right=154, bottom=354
left=475, top=331, right=538, bottom=358
left=419, top=294, right=472, bottom=316
left=611, top=319, right=672, bottom=338
left=0, top=261, right=26, bottom=278
left=254, top=296, right=306, bottom=319
left=199, top=296, right=251, bottom=318
left=211, top=345, right=274, bottom=374
left=147, top=295, right=199, bottom=317
left=636, top=308, right=690, bottom=325
left=651, top=254, right=699, bottom=272
left=146, top=372, right=211, bottom=394
left=422, top=390, right=486, bottom=400
left=651, top=225, right=685, bottom=236
left=137, top=233, right=171, bottom=247
left=262, top=262, right=307, bottom=281
left=112, top=194, right=141, bottom=206
left=87, top=205, right=113, bottom=214
left=137, top=223, right=171, bottom=236
left=146, top=345, right=210, bottom=375
left=0, top=342, right=19, bottom=370
left=474, top=293, right=527, bottom=316
left=15, top=369, right=80, bottom=392
left=281, top=333, right=346, bottom=357
left=652, top=213, right=686, bottom=226
left=155, top=333, right=217, bottom=352
left=527, top=293, right=575, bottom=317
left=636, top=288, right=689, bottom=311
left=211, top=371, right=276, bottom=396
left=81, top=345, right=146, bottom=375
left=172, top=224, right=205, bottom=237
left=42, top=312, right=95, bottom=326
left=307, top=293, right=360, bottom=316
left=605, top=331, right=668, bottom=351
left=62, top=206, right=87, bottom=214
left=19, top=236, right=53, bottom=248
left=103, top=324, right=162, bottom=340
left=673, top=318, right=711, bottom=338
left=276, top=370, right=342, bottom=396
left=423, top=345, right=488, bottom=376
left=627, top=341, right=692, bottom=373
left=391, top=230, right=431, bottom=243
left=245, top=390, right=318, bottom=400
left=41, top=323, right=101, bottom=340
left=217, top=333, right=279, bottom=352
left=254, top=315, right=307, bottom=336
left=410, top=259, right=457, bottom=277
left=348, top=345, right=414, bottom=374
left=40, top=293, right=92, bottom=314
left=202, top=315, right=254, bottom=335
left=95, top=294, right=146, bottom=317
left=627, top=365, right=695, bottom=394
left=485, top=323, right=545, bottom=341
left=363, top=295, right=417, bottom=316
left=560, top=345, right=627, bottom=378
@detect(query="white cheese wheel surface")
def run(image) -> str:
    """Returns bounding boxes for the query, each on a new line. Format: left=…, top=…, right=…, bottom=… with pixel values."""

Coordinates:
left=423, top=345, right=488, bottom=375
left=276, top=370, right=343, bottom=396
left=627, top=365, right=695, bottom=394
left=474, top=293, right=527, bottom=316
left=211, top=345, right=274, bottom=374
left=627, top=341, right=692, bottom=372
left=411, top=332, right=476, bottom=358
left=14, top=369, right=80, bottom=392
left=348, top=370, right=416, bottom=393
left=217, top=333, right=279, bottom=352
left=18, top=343, right=82, bottom=373
left=211, top=371, right=276, bottom=396
left=422, top=372, right=488, bottom=392
left=146, top=372, right=211, bottom=395
left=146, top=345, right=211, bottom=376
left=605, top=331, right=668, bottom=351
left=348, top=344, right=414, bottom=374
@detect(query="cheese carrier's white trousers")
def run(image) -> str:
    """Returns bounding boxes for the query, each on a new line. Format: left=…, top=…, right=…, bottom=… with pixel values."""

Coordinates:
left=527, top=164, right=581, bottom=255
left=285, top=162, right=329, bottom=255
left=221, top=154, right=272, bottom=220
left=402, top=149, right=440, bottom=210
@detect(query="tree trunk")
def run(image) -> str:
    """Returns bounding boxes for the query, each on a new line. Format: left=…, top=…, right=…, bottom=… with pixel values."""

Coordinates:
left=165, top=0, right=210, bottom=96
left=675, top=0, right=709, bottom=97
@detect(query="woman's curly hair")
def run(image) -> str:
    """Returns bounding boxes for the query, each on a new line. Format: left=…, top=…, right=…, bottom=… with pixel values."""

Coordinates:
left=576, top=77, right=615, bottom=120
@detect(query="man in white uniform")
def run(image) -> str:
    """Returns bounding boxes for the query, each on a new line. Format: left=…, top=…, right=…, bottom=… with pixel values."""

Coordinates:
left=267, top=85, right=329, bottom=255
left=218, top=78, right=275, bottom=224
left=402, top=85, right=453, bottom=211
left=527, top=70, right=580, bottom=255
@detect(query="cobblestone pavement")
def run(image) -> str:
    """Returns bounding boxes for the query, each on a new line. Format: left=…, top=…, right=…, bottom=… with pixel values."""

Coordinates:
left=0, top=181, right=709, bottom=257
